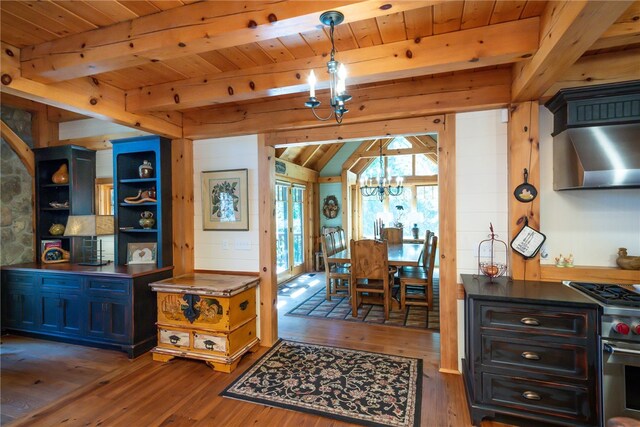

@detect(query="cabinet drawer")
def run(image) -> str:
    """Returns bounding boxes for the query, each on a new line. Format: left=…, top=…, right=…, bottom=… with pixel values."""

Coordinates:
left=159, top=328, right=190, bottom=348
left=3, top=272, right=35, bottom=287
left=87, top=278, right=130, bottom=295
left=40, top=275, right=82, bottom=292
left=156, top=289, right=255, bottom=332
left=480, top=303, right=587, bottom=338
left=482, top=373, right=592, bottom=422
left=481, top=336, right=587, bottom=379
left=193, top=318, right=257, bottom=357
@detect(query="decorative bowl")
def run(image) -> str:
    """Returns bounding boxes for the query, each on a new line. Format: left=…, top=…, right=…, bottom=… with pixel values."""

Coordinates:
left=616, top=248, right=640, bottom=270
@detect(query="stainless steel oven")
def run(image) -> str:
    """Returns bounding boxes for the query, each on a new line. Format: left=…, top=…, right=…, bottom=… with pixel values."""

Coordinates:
left=569, top=282, right=640, bottom=425
left=603, top=337, right=640, bottom=420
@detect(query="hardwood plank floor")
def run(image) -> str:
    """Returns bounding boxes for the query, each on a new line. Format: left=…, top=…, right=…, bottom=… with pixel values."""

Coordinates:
left=1, top=273, right=510, bottom=426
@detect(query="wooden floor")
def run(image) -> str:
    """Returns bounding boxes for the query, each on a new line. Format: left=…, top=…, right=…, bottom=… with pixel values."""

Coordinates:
left=1, top=275, right=507, bottom=427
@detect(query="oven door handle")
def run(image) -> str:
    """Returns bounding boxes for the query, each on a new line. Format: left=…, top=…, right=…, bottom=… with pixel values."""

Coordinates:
left=604, top=343, right=640, bottom=356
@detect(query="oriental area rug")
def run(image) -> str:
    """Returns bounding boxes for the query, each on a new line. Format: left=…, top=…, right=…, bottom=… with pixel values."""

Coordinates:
left=221, top=340, right=422, bottom=427
left=281, top=275, right=440, bottom=330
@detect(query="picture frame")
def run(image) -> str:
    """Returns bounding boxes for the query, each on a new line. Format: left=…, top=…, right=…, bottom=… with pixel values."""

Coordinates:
left=201, top=169, right=249, bottom=231
left=127, top=242, right=157, bottom=265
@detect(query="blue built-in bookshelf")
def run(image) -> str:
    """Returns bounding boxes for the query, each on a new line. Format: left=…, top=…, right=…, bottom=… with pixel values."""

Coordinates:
left=111, top=136, right=172, bottom=268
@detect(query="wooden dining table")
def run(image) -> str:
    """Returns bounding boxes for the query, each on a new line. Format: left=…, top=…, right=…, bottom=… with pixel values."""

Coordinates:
left=328, top=243, right=423, bottom=267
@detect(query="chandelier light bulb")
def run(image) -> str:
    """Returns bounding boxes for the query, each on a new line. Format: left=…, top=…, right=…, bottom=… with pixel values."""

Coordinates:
left=308, top=70, right=317, bottom=98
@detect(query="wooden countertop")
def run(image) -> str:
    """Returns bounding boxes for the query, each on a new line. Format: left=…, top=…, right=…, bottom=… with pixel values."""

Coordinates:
left=460, top=274, right=600, bottom=308
left=1, top=262, right=173, bottom=278
left=149, top=273, right=260, bottom=297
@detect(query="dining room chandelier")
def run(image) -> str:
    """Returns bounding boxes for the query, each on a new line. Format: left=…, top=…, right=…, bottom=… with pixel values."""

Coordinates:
left=359, top=140, right=404, bottom=202
left=304, top=11, right=351, bottom=124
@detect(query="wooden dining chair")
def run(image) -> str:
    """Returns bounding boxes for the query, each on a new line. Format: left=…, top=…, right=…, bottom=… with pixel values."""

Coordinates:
left=398, top=234, right=438, bottom=310
left=381, top=227, right=403, bottom=244
left=349, top=239, right=397, bottom=320
left=321, top=233, right=350, bottom=301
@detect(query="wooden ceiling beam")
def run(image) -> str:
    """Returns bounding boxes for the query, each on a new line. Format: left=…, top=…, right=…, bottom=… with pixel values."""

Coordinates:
left=21, top=1, right=437, bottom=83
left=342, top=139, right=382, bottom=171
left=128, top=18, right=538, bottom=112
left=511, top=1, right=633, bottom=102
left=299, top=145, right=323, bottom=168
left=542, top=48, right=640, bottom=100
left=311, top=143, right=344, bottom=172
left=51, top=131, right=148, bottom=151
left=1, top=120, right=35, bottom=176
left=589, top=2, right=640, bottom=51
left=358, top=146, right=434, bottom=157
left=185, top=68, right=510, bottom=139
left=1, top=43, right=182, bottom=139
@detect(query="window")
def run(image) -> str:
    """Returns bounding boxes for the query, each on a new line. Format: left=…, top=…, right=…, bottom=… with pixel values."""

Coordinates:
left=359, top=136, right=438, bottom=240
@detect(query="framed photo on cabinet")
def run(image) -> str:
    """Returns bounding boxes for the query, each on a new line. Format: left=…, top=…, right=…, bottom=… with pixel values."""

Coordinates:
left=127, top=242, right=157, bottom=265
left=201, top=169, right=249, bottom=231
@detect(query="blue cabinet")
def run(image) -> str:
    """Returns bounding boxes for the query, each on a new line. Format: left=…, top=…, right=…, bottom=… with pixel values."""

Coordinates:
left=2, top=272, right=37, bottom=330
left=1, top=264, right=172, bottom=358
left=111, top=136, right=172, bottom=268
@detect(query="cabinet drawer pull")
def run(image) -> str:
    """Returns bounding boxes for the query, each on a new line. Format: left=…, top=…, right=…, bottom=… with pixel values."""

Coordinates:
left=522, top=391, right=541, bottom=401
left=520, top=317, right=540, bottom=326
left=521, top=351, right=540, bottom=360
left=239, top=300, right=249, bottom=311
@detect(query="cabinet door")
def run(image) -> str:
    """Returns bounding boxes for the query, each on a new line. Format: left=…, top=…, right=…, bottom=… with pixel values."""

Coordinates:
left=39, top=292, right=82, bottom=335
left=2, top=286, right=37, bottom=330
left=87, top=298, right=130, bottom=342
left=60, top=293, right=82, bottom=335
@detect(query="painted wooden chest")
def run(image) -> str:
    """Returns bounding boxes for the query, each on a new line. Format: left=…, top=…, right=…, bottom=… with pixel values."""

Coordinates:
left=149, top=273, right=260, bottom=373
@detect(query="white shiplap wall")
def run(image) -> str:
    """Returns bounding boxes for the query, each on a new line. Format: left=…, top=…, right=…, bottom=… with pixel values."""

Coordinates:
left=539, top=107, right=640, bottom=266
left=455, top=109, right=509, bottom=370
left=193, top=135, right=260, bottom=272
left=456, top=110, right=509, bottom=281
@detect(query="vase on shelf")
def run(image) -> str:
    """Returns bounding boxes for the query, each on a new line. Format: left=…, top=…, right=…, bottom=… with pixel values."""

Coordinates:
left=139, top=211, right=155, bottom=229
left=139, top=160, right=153, bottom=178
left=49, top=223, right=65, bottom=236
left=52, top=164, right=69, bottom=184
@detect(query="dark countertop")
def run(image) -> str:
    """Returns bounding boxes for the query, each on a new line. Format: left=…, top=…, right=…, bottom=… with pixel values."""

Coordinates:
left=2, top=262, right=173, bottom=278
left=461, top=274, right=599, bottom=308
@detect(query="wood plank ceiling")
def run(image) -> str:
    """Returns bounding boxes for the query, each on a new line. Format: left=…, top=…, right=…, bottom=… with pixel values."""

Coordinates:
left=1, top=1, right=639, bottom=170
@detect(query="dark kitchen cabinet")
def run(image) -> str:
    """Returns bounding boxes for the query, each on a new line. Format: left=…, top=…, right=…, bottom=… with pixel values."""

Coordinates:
left=33, top=145, right=96, bottom=262
left=461, top=275, right=601, bottom=427
left=1, top=263, right=173, bottom=358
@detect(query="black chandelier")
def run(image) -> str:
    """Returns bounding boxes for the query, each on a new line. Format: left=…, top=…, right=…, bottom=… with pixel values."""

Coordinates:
left=359, top=140, right=404, bottom=202
left=305, top=11, right=351, bottom=124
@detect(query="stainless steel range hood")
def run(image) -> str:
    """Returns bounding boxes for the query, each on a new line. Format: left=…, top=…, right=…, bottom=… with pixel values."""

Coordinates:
left=546, top=82, right=640, bottom=190
left=553, top=123, right=640, bottom=189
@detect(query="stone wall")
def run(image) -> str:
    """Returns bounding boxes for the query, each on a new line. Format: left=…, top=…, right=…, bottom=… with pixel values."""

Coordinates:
left=1, top=106, right=34, bottom=265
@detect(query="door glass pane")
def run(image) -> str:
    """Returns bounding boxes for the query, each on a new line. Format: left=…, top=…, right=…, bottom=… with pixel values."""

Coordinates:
left=276, top=184, right=289, bottom=274
left=416, top=186, right=439, bottom=238
left=292, top=187, right=304, bottom=266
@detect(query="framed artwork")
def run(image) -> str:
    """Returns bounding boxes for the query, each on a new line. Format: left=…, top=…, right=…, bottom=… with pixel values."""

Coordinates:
left=127, top=242, right=157, bottom=265
left=201, top=169, right=249, bottom=231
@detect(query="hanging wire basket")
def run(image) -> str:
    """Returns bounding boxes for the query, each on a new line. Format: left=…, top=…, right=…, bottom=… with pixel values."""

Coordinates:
left=478, top=223, right=508, bottom=280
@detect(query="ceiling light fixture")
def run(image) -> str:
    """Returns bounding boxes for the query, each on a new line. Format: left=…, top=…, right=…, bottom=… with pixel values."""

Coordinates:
left=359, top=140, right=404, bottom=202
left=305, top=11, right=351, bottom=124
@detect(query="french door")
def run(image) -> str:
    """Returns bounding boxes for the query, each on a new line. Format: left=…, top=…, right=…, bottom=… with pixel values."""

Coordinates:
left=276, top=182, right=305, bottom=282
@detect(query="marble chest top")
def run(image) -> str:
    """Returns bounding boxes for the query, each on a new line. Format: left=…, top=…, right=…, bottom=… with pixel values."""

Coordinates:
left=149, top=273, right=260, bottom=297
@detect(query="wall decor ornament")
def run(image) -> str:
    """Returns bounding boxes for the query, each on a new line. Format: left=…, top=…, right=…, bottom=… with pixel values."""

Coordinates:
left=322, top=195, right=340, bottom=219
left=201, top=169, right=249, bottom=231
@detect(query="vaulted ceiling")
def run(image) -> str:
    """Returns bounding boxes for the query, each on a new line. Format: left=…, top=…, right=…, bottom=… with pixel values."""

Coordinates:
left=1, top=1, right=639, bottom=170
